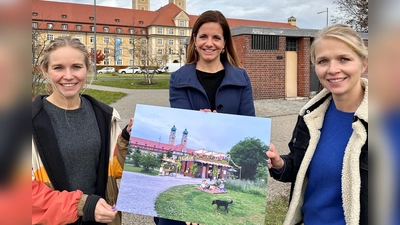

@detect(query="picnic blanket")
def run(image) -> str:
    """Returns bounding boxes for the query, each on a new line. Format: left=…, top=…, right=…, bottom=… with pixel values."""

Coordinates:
left=196, top=187, right=227, bottom=194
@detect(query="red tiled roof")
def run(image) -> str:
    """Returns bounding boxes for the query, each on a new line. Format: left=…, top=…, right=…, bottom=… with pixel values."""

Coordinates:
left=32, top=0, right=297, bottom=33
left=130, top=136, right=195, bottom=154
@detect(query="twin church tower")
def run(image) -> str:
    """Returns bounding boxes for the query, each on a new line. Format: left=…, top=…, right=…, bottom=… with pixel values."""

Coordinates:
left=169, top=125, right=188, bottom=146
left=132, top=0, right=186, bottom=11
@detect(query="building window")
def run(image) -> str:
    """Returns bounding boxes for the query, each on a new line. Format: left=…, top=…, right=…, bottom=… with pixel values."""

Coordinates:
left=158, top=49, right=162, bottom=55
left=158, top=28, right=162, bottom=34
left=141, top=39, right=146, bottom=45
left=104, top=59, right=110, bottom=65
left=129, top=49, right=134, bottom=55
left=286, top=37, right=298, bottom=51
left=251, top=35, right=279, bottom=50
left=180, top=29, right=184, bottom=36
left=119, top=49, right=123, bottom=55
left=169, top=49, right=174, bottom=54
left=169, top=29, right=174, bottom=35
left=47, top=23, right=53, bottom=29
left=76, top=25, right=82, bottom=31
left=75, top=36, right=83, bottom=43
left=46, top=34, right=54, bottom=41
left=89, top=16, right=94, bottom=20
left=129, top=60, right=134, bottom=66
left=62, top=24, right=68, bottom=30
left=139, top=21, right=144, bottom=24
left=116, top=28, right=122, bottom=33
left=61, top=14, right=67, bottom=18
left=129, top=29, right=134, bottom=34
left=141, top=7, right=145, bottom=10
left=141, top=30, right=146, bottom=34
left=129, top=38, right=134, bottom=44
left=32, top=22, right=38, bottom=29
left=117, top=59, right=123, bottom=65
left=104, top=27, right=109, bottom=32
left=90, top=26, right=95, bottom=32
left=157, top=60, right=162, bottom=66
left=157, top=39, right=162, bottom=45
left=90, top=36, right=95, bottom=43
left=32, top=33, right=38, bottom=40
left=179, top=20, right=184, bottom=27
left=104, top=37, right=110, bottom=44
left=169, top=40, right=174, bottom=45
left=141, top=60, right=146, bottom=66
left=104, top=48, right=110, bottom=54
left=32, top=12, right=38, bottom=16
left=115, top=18, right=120, bottom=22
left=141, top=50, right=146, bottom=55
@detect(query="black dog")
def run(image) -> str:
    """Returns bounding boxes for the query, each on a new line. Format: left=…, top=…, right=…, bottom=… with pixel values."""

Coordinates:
left=212, top=200, right=233, bottom=213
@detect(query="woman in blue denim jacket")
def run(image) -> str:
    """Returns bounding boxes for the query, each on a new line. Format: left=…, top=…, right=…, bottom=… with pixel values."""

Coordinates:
left=266, top=24, right=368, bottom=225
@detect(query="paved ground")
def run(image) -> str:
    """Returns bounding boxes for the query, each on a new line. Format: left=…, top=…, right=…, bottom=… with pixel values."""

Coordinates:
left=87, top=84, right=310, bottom=225
left=117, top=172, right=204, bottom=217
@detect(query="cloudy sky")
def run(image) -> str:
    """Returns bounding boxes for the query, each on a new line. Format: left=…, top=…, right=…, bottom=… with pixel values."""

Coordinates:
left=130, top=104, right=271, bottom=153
left=49, top=0, right=338, bottom=29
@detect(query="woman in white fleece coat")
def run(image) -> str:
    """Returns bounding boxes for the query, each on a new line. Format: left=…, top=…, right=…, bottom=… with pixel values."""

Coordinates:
left=267, top=24, right=368, bottom=225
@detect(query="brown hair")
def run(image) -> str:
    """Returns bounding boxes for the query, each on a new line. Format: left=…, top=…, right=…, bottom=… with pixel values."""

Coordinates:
left=186, top=10, right=242, bottom=68
left=310, top=24, right=368, bottom=65
left=39, top=36, right=92, bottom=73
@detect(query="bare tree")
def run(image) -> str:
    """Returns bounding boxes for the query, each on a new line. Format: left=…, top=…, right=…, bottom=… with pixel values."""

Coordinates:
left=332, top=0, right=368, bottom=32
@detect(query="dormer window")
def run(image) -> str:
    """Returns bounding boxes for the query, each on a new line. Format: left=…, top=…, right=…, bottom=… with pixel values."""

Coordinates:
left=139, top=21, right=144, bottom=24
left=61, top=14, right=67, bottom=18
left=89, top=16, right=94, bottom=20
left=115, top=19, right=120, bottom=22
left=32, top=12, right=38, bottom=16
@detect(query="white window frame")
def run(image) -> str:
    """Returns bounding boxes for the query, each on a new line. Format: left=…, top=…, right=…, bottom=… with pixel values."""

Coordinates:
left=117, top=59, right=123, bottom=65
left=75, top=36, right=83, bottom=43
left=180, top=29, right=185, bottom=36
left=129, top=49, right=134, bottom=55
left=32, top=22, right=38, bottom=29
left=179, top=20, right=184, bottom=27
left=141, top=39, right=147, bottom=45
left=169, top=40, right=174, bottom=45
left=129, top=29, right=134, bottom=34
left=104, top=37, right=110, bottom=44
left=116, top=28, right=122, bottom=33
left=104, top=27, right=109, bottom=32
left=62, top=24, right=68, bottom=30
left=90, top=26, right=95, bottom=32
left=104, top=47, right=110, bottom=54
left=76, top=25, right=82, bottom=31
left=129, top=60, right=134, bottom=66
left=46, top=34, right=54, bottom=40
left=104, top=59, right=110, bottom=65
left=158, top=49, right=162, bottom=55
left=129, top=38, right=134, bottom=44
left=169, top=29, right=174, bottom=35
left=47, top=23, right=53, bottom=29
left=157, top=28, right=163, bottom=34
left=157, top=39, right=163, bottom=45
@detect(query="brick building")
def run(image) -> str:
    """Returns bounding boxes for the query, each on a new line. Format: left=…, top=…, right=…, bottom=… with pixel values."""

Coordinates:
left=232, top=26, right=368, bottom=99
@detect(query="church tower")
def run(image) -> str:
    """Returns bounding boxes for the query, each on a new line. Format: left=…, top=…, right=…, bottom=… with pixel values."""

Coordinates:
left=181, top=128, right=188, bottom=146
left=169, top=0, right=186, bottom=11
left=132, top=0, right=150, bottom=10
left=169, top=125, right=177, bottom=145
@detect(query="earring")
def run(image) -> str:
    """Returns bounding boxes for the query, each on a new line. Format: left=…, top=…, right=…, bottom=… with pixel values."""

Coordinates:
left=194, top=46, right=197, bottom=52
left=221, top=48, right=225, bottom=54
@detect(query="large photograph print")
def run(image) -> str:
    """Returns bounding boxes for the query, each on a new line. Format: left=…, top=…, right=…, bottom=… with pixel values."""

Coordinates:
left=117, top=104, right=272, bottom=224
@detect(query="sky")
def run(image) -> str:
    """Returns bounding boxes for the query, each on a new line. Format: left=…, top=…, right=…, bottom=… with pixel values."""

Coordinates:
left=49, top=0, right=338, bottom=29
left=130, top=104, right=271, bottom=153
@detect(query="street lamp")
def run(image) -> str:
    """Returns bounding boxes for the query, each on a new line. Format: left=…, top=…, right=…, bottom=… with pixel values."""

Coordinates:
left=93, top=0, right=97, bottom=80
left=317, top=7, right=328, bottom=27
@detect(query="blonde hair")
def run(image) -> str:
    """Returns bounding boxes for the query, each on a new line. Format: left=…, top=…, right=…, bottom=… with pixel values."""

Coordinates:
left=186, top=10, right=242, bottom=68
left=310, top=24, right=368, bottom=65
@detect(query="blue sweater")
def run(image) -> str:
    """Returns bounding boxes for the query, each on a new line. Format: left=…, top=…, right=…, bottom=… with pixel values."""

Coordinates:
left=384, top=110, right=400, bottom=224
left=302, top=100, right=354, bottom=225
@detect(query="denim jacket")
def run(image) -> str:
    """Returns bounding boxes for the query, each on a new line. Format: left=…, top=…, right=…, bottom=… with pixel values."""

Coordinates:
left=270, top=78, right=368, bottom=225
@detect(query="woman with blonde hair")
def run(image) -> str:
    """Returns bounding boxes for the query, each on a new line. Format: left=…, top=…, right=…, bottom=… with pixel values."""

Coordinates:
left=267, top=24, right=368, bottom=225
left=32, top=36, right=132, bottom=225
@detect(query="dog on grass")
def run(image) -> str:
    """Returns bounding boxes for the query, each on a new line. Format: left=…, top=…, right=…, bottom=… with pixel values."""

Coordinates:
left=212, top=200, right=233, bottom=213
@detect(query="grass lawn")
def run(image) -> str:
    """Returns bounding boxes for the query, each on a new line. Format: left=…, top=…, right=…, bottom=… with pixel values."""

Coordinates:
left=154, top=184, right=267, bottom=225
left=123, top=164, right=159, bottom=176
left=91, top=79, right=169, bottom=89
left=81, top=89, right=126, bottom=104
left=88, top=73, right=171, bottom=79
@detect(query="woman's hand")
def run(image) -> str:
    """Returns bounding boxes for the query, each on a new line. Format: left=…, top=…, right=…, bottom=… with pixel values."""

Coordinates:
left=126, top=118, right=133, bottom=134
left=200, top=109, right=217, bottom=113
left=94, top=198, right=117, bottom=223
left=265, top=143, right=285, bottom=170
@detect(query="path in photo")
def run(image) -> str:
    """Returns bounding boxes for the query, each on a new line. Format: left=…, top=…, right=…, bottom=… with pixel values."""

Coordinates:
left=117, top=171, right=204, bottom=216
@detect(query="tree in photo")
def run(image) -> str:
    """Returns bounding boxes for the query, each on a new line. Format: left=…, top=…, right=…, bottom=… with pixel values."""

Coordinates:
left=229, top=137, right=269, bottom=180
left=332, top=0, right=368, bottom=32
left=156, top=153, right=165, bottom=165
left=132, top=148, right=142, bottom=167
left=140, top=153, right=158, bottom=172
left=166, top=150, right=173, bottom=159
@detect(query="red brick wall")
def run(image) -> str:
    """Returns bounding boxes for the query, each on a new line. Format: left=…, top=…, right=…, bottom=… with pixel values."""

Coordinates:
left=233, top=35, right=286, bottom=99
left=297, top=38, right=310, bottom=97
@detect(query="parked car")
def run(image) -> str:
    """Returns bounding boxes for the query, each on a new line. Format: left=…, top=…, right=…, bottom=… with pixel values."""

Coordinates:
left=141, top=68, right=157, bottom=74
left=156, top=66, right=168, bottom=74
left=97, top=67, right=115, bottom=74
left=118, top=67, right=141, bottom=74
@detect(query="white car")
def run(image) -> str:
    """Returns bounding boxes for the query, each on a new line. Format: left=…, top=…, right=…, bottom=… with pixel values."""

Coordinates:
left=118, top=67, right=141, bottom=74
left=97, top=67, right=115, bottom=74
